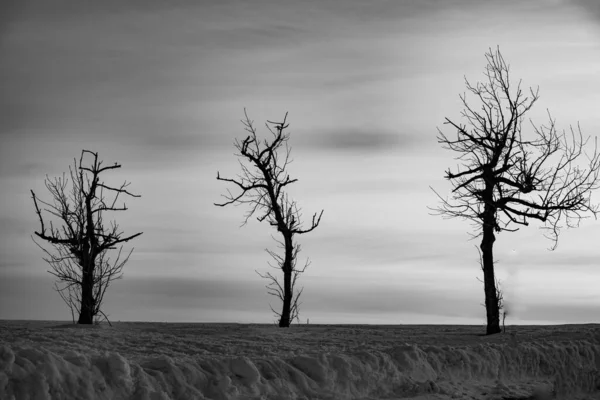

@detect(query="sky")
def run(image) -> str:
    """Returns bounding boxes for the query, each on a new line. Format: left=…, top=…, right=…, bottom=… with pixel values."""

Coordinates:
left=1, top=0, right=600, bottom=325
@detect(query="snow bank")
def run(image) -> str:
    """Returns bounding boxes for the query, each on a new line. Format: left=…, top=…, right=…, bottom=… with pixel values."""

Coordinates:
left=1, top=322, right=600, bottom=399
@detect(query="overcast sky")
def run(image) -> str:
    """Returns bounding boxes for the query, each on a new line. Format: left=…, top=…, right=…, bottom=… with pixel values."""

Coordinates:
left=1, top=0, right=600, bottom=325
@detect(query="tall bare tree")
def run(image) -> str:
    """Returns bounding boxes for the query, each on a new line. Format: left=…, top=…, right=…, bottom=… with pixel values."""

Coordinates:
left=31, top=150, right=143, bottom=324
left=215, top=110, right=323, bottom=327
left=431, top=48, right=600, bottom=335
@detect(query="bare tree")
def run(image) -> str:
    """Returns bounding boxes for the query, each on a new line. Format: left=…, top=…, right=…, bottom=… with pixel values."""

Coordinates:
left=31, top=150, right=143, bottom=324
left=215, top=109, right=323, bottom=328
left=431, top=48, right=600, bottom=335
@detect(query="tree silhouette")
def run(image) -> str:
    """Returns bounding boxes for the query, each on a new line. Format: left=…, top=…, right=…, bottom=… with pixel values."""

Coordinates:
left=215, top=110, right=323, bottom=327
left=31, top=150, right=143, bottom=324
left=431, top=48, right=600, bottom=335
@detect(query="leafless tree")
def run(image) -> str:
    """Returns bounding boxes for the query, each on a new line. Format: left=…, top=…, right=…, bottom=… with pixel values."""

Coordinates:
left=215, top=109, right=323, bottom=327
left=31, top=150, right=143, bottom=324
left=431, top=48, right=600, bottom=335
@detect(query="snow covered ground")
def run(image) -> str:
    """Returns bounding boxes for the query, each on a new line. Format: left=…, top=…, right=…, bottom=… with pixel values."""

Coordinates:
left=1, top=321, right=599, bottom=400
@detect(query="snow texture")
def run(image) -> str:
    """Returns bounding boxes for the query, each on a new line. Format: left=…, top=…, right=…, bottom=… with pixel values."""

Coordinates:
left=1, top=321, right=600, bottom=400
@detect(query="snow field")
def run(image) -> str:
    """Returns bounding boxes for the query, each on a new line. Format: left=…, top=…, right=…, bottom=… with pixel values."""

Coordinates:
left=1, top=322, right=600, bottom=400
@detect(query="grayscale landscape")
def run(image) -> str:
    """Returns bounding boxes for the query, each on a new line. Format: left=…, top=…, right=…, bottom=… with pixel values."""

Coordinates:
left=2, top=0, right=600, bottom=399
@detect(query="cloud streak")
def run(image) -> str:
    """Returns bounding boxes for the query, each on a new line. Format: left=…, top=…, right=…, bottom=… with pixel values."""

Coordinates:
left=294, top=128, right=416, bottom=153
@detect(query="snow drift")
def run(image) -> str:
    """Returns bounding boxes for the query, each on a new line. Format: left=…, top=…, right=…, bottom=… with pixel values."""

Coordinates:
left=1, top=321, right=599, bottom=399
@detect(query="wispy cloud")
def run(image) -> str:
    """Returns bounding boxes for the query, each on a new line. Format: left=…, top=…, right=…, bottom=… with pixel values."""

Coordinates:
left=295, top=128, right=415, bottom=153
left=573, top=0, right=600, bottom=22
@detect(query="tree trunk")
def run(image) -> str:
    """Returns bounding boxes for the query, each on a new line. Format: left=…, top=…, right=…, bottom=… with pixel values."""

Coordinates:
left=78, top=261, right=95, bottom=324
left=279, top=270, right=292, bottom=327
left=480, top=207, right=500, bottom=335
left=279, top=233, right=293, bottom=328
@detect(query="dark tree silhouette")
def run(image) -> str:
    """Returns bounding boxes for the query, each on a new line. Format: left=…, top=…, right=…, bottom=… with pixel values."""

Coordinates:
left=431, top=48, right=600, bottom=335
left=215, top=110, right=323, bottom=328
left=31, top=150, right=143, bottom=325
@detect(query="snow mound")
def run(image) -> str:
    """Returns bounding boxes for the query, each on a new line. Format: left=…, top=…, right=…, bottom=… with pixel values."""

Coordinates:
left=1, top=322, right=600, bottom=399
left=1, top=339, right=600, bottom=399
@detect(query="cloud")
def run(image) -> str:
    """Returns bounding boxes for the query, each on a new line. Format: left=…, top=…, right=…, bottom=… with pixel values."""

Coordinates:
left=299, top=227, right=473, bottom=272
left=296, top=129, right=416, bottom=153
left=203, top=23, right=308, bottom=51
left=0, top=273, right=65, bottom=319
left=515, top=253, right=599, bottom=268
left=302, top=278, right=481, bottom=320
left=113, top=270, right=483, bottom=324
left=0, top=260, right=29, bottom=270
left=113, top=276, right=260, bottom=305
left=516, top=302, right=600, bottom=323
left=0, top=0, right=26, bottom=43
left=572, top=0, right=600, bottom=21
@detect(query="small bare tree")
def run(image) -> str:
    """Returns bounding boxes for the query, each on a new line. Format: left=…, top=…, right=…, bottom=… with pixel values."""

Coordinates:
left=431, top=48, right=600, bottom=335
left=215, top=109, right=323, bottom=328
left=31, top=150, right=143, bottom=324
